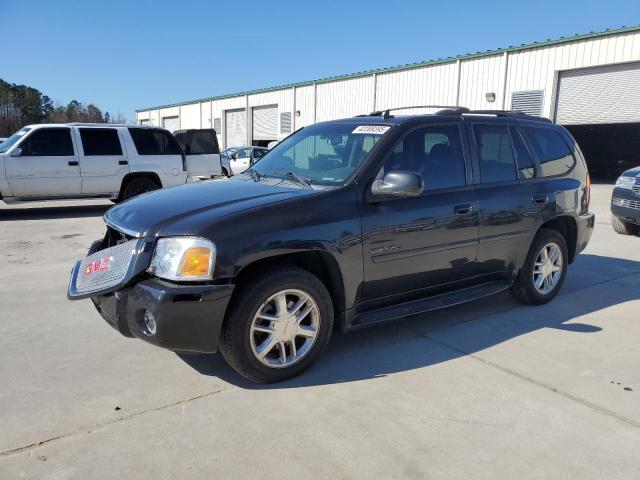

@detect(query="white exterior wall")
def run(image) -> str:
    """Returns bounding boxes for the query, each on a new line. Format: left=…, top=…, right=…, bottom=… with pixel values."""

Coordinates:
left=137, top=29, right=640, bottom=133
left=179, top=103, right=201, bottom=130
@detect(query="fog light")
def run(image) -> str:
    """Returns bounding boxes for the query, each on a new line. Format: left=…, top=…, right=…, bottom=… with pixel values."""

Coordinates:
left=143, top=310, right=157, bottom=336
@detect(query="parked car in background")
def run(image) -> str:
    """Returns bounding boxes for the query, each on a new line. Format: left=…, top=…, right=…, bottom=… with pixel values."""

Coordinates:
left=172, top=128, right=222, bottom=180
left=0, top=123, right=203, bottom=204
left=611, top=166, right=640, bottom=235
left=220, top=148, right=238, bottom=177
left=68, top=107, right=594, bottom=383
left=228, top=146, right=269, bottom=174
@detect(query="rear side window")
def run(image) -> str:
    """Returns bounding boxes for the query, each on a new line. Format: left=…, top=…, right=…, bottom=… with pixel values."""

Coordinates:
left=521, top=127, right=575, bottom=177
left=510, top=127, right=535, bottom=179
left=253, top=148, right=267, bottom=160
left=189, top=130, right=220, bottom=155
left=474, top=125, right=517, bottom=183
left=20, top=128, right=74, bottom=156
left=128, top=128, right=181, bottom=155
left=384, top=124, right=466, bottom=190
left=79, top=128, right=122, bottom=156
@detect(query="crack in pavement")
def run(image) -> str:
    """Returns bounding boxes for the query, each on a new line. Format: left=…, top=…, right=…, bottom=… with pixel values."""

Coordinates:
left=0, top=386, right=232, bottom=458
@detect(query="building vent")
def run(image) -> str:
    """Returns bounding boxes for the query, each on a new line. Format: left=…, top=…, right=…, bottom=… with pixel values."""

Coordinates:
left=213, top=117, right=222, bottom=135
left=280, top=112, right=292, bottom=134
left=511, top=90, right=544, bottom=116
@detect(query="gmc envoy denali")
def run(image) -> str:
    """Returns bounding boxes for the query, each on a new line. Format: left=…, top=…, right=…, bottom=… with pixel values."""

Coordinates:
left=68, top=106, right=594, bottom=383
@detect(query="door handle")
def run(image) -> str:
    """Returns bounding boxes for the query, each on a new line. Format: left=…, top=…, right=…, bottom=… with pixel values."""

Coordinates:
left=454, top=204, right=473, bottom=215
left=532, top=195, right=549, bottom=206
left=118, top=160, right=128, bottom=165
left=68, top=161, right=79, bottom=166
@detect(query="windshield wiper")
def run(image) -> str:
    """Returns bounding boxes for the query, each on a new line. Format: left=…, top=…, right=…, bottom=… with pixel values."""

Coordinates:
left=246, top=168, right=263, bottom=182
left=272, top=170, right=313, bottom=189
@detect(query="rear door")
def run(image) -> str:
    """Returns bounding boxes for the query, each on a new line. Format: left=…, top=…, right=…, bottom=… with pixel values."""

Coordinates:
left=360, top=122, right=479, bottom=306
left=5, top=127, right=81, bottom=197
left=77, top=127, right=129, bottom=194
left=469, top=121, right=546, bottom=276
left=174, top=129, right=222, bottom=177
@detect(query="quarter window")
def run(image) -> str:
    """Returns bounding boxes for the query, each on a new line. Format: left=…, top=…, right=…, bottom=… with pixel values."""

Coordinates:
left=383, top=124, right=466, bottom=190
left=474, top=125, right=517, bottom=183
left=510, top=127, right=535, bottom=179
left=20, top=128, right=74, bottom=156
left=521, top=127, right=575, bottom=177
left=128, top=128, right=181, bottom=155
left=79, top=128, right=122, bottom=156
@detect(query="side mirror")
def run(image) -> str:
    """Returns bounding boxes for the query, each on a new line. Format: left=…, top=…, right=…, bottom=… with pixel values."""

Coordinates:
left=11, top=147, right=23, bottom=157
left=370, top=170, right=423, bottom=199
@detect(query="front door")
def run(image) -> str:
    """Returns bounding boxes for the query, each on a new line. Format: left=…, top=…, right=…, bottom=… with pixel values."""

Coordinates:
left=5, top=127, right=81, bottom=197
left=230, top=147, right=252, bottom=173
left=360, top=123, right=479, bottom=308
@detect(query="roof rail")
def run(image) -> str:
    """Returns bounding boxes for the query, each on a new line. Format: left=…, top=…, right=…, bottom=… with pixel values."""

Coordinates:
left=463, top=110, right=552, bottom=122
left=369, top=105, right=470, bottom=119
left=67, top=122, right=134, bottom=127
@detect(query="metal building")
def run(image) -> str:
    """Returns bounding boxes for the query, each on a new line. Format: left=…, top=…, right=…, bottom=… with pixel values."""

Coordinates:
left=136, top=25, right=640, bottom=178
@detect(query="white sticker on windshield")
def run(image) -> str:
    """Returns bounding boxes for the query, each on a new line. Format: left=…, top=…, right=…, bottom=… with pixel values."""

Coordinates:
left=352, top=125, right=390, bottom=135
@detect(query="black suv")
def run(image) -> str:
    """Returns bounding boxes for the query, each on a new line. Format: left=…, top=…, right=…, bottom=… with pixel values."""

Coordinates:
left=68, top=107, right=594, bottom=383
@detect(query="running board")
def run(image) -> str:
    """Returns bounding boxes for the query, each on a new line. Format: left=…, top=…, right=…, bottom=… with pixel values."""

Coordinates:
left=352, top=281, right=513, bottom=328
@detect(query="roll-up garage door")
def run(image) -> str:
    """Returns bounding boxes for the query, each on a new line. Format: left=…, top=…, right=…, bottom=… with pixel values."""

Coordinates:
left=162, top=116, right=180, bottom=132
left=225, top=109, right=247, bottom=147
left=252, top=105, right=278, bottom=141
left=555, top=62, right=640, bottom=125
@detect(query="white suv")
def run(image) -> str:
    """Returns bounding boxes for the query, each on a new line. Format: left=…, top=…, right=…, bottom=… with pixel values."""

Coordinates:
left=0, top=123, right=220, bottom=204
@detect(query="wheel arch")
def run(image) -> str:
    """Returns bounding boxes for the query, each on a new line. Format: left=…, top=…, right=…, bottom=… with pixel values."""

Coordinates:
left=230, top=250, right=346, bottom=331
left=118, top=172, right=163, bottom=198
left=537, top=215, right=578, bottom=263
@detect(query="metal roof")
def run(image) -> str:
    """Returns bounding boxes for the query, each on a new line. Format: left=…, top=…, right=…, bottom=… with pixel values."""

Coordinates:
left=137, top=24, right=640, bottom=113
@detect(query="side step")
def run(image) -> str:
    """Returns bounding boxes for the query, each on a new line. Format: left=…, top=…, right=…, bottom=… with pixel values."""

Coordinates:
left=352, top=281, right=513, bottom=328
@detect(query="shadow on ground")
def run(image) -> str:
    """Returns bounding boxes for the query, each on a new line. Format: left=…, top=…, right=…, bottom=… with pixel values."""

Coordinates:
left=0, top=204, right=110, bottom=221
left=179, top=254, right=640, bottom=389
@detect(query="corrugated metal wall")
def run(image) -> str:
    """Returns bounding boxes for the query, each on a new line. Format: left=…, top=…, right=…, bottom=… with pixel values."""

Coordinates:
left=137, top=29, right=640, bottom=149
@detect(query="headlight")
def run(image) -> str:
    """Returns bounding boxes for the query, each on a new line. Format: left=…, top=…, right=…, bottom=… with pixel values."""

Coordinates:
left=615, top=176, right=635, bottom=190
left=147, top=237, right=215, bottom=281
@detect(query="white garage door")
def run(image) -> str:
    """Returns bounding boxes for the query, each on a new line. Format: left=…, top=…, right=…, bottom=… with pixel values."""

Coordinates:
left=162, top=116, right=180, bottom=132
left=555, top=62, right=640, bottom=125
left=252, top=105, right=278, bottom=141
left=225, top=109, right=247, bottom=147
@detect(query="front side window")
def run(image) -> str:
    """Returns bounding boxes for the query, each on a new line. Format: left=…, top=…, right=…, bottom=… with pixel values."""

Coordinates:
left=382, top=124, right=466, bottom=190
left=474, top=125, right=517, bottom=183
left=521, top=127, right=575, bottom=177
left=20, top=128, right=74, bottom=156
left=253, top=148, right=267, bottom=160
left=252, top=123, right=388, bottom=186
left=128, top=128, right=181, bottom=155
left=79, top=128, right=122, bottom=156
left=0, top=127, right=31, bottom=153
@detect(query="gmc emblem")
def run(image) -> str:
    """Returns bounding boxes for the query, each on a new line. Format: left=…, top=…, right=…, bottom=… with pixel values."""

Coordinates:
left=84, top=256, right=114, bottom=276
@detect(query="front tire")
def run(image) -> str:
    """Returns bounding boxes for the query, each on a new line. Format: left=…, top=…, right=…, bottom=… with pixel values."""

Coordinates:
left=220, top=266, right=333, bottom=383
left=511, top=228, right=568, bottom=305
left=612, top=214, right=638, bottom=235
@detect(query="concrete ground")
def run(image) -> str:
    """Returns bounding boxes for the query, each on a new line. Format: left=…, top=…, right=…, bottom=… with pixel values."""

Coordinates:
left=0, top=184, right=638, bottom=479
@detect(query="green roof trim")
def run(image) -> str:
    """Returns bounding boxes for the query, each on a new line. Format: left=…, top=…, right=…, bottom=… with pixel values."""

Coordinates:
left=136, top=24, right=640, bottom=113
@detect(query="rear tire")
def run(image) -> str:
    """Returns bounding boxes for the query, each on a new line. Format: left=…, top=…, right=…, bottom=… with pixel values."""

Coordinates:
left=511, top=228, right=568, bottom=305
left=121, top=177, right=159, bottom=201
left=220, top=266, right=333, bottom=383
left=612, top=214, right=638, bottom=235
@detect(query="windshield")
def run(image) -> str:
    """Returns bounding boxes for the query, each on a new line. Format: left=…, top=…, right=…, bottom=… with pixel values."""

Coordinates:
left=251, top=123, right=390, bottom=186
left=0, top=127, right=31, bottom=153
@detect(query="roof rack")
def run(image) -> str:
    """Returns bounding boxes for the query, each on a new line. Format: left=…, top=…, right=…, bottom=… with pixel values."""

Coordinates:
left=463, top=110, right=552, bottom=122
left=369, top=105, right=470, bottom=119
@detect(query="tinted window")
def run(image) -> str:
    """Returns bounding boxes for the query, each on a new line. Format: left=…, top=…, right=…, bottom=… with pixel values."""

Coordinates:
left=128, top=128, right=181, bottom=155
left=384, top=124, right=466, bottom=190
left=79, top=128, right=122, bottom=156
left=510, top=127, right=535, bottom=179
left=474, top=125, right=517, bottom=183
left=521, top=127, right=575, bottom=177
left=20, top=128, right=74, bottom=156
left=253, top=148, right=267, bottom=160
left=190, top=130, right=219, bottom=155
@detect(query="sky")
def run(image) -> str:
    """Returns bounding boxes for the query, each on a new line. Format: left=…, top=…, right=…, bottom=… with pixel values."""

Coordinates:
left=2, top=0, right=639, bottom=123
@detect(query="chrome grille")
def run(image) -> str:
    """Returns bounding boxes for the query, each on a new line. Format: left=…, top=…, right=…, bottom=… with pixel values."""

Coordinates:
left=613, top=198, right=640, bottom=210
left=633, top=177, right=640, bottom=195
left=75, top=239, right=138, bottom=295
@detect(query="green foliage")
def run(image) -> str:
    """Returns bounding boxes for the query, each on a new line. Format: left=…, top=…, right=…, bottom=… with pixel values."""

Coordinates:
left=0, top=78, right=124, bottom=137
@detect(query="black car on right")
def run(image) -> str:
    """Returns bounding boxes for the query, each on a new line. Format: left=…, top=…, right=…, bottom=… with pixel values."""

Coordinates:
left=611, top=167, right=640, bottom=235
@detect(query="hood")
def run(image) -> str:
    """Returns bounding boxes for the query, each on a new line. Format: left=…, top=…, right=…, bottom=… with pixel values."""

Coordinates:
left=621, top=166, right=640, bottom=177
left=105, top=177, right=317, bottom=237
